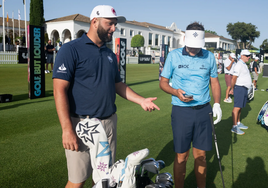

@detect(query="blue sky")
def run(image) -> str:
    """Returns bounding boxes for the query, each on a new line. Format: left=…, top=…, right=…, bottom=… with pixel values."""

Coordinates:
left=2, top=0, right=267, bottom=47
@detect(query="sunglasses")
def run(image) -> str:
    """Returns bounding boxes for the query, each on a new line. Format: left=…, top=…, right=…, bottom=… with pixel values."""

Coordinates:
left=245, top=55, right=251, bottom=57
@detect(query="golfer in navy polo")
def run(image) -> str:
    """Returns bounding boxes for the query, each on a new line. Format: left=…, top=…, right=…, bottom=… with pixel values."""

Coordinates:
left=53, top=5, right=160, bottom=188
left=160, top=22, right=222, bottom=188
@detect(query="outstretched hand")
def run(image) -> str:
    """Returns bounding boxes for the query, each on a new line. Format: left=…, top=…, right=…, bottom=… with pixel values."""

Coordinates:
left=140, top=97, right=160, bottom=112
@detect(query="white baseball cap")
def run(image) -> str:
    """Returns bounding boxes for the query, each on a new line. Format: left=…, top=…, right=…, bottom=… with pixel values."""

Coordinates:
left=240, top=49, right=251, bottom=56
left=90, top=5, right=126, bottom=23
left=230, top=53, right=236, bottom=59
left=255, top=56, right=259, bottom=60
left=184, top=30, right=205, bottom=48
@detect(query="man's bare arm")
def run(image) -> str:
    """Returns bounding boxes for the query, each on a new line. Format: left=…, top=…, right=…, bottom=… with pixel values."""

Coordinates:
left=53, top=78, right=79, bottom=151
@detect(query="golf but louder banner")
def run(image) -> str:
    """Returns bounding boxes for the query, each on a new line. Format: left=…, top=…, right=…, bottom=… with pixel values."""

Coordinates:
left=28, top=25, right=45, bottom=99
left=115, top=38, right=126, bottom=83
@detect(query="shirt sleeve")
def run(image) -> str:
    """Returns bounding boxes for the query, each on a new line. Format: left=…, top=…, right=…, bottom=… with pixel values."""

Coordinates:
left=113, top=53, right=122, bottom=83
left=52, top=43, right=77, bottom=81
left=160, top=52, right=173, bottom=79
left=233, top=63, right=241, bottom=76
left=210, top=52, right=218, bottom=78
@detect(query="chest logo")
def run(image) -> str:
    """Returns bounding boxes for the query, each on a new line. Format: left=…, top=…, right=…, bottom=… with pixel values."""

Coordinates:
left=107, top=56, right=113, bottom=63
left=200, top=65, right=207, bottom=70
left=178, top=65, right=189, bottom=69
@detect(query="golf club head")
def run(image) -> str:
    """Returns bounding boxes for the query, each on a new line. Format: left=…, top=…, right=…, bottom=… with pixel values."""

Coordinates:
left=156, top=160, right=165, bottom=170
left=155, top=172, right=174, bottom=185
left=141, top=161, right=160, bottom=176
left=136, top=158, right=155, bottom=176
left=160, top=181, right=173, bottom=188
left=145, top=183, right=166, bottom=188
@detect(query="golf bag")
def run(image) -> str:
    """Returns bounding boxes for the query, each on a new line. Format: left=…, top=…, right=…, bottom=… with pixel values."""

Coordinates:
left=75, top=118, right=174, bottom=188
left=256, top=101, right=268, bottom=131
left=247, top=83, right=254, bottom=101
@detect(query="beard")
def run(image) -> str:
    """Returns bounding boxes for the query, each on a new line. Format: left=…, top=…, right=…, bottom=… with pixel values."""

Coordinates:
left=97, top=23, right=113, bottom=43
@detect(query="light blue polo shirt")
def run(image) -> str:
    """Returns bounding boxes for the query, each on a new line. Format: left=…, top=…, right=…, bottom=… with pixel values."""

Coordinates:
left=161, top=47, right=218, bottom=107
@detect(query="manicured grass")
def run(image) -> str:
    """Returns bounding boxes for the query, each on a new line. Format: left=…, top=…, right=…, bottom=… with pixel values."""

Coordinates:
left=0, top=63, right=268, bottom=188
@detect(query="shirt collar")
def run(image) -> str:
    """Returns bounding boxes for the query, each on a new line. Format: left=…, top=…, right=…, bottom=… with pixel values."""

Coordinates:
left=182, top=46, right=203, bottom=57
left=239, top=59, right=246, bottom=64
left=82, top=33, right=107, bottom=48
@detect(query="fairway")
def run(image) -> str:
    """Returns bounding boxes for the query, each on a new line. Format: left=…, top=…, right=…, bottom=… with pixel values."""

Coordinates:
left=0, top=63, right=268, bottom=188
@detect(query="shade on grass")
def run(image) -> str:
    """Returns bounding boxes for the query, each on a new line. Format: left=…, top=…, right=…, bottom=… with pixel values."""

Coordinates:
left=0, top=63, right=268, bottom=188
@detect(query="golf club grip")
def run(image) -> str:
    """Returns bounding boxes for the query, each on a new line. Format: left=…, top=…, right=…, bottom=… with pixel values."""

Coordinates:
left=209, top=113, right=216, bottom=137
left=102, top=178, right=109, bottom=188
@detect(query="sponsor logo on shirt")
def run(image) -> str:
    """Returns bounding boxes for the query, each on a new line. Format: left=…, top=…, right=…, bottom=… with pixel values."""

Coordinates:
left=200, top=65, right=207, bottom=70
left=57, top=64, right=67, bottom=73
left=178, top=65, right=189, bottom=69
left=107, top=56, right=113, bottom=63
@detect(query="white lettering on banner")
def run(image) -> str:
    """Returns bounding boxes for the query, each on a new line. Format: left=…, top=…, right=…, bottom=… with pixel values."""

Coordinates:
left=120, top=40, right=126, bottom=83
left=22, top=52, right=27, bottom=59
left=140, top=57, right=150, bottom=61
left=33, top=27, right=42, bottom=97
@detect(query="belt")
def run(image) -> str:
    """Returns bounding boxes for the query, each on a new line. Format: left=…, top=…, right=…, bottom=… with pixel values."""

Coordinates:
left=184, top=102, right=209, bottom=110
left=71, top=113, right=114, bottom=120
left=225, top=73, right=232, bottom=75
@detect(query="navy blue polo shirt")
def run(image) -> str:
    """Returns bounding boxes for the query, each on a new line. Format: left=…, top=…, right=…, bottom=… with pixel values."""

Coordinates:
left=52, top=33, right=121, bottom=118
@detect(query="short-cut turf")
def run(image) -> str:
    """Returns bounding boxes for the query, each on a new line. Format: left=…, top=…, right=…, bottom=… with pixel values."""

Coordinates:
left=1, top=62, right=268, bottom=187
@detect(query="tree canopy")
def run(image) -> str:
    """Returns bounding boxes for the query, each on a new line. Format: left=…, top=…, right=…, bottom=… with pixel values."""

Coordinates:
left=30, top=0, right=45, bottom=26
left=205, top=30, right=217, bottom=35
left=226, top=22, right=260, bottom=49
left=131, top=34, right=144, bottom=49
left=260, top=39, right=268, bottom=52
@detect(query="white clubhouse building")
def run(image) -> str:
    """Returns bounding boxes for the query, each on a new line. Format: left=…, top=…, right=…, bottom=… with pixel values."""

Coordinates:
left=44, top=14, right=236, bottom=54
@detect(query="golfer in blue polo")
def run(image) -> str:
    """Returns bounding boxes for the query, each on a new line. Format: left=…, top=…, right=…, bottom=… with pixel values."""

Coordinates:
left=159, top=22, right=222, bottom=188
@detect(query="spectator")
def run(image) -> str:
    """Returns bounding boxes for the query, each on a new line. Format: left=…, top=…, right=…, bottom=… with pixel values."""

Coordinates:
left=45, top=40, right=55, bottom=73
left=231, top=49, right=252, bottom=135
left=252, top=57, right=259, bottom=90
left=152, top=51, right=155, bottom=64
left=223, top=53, right=236, bottom=103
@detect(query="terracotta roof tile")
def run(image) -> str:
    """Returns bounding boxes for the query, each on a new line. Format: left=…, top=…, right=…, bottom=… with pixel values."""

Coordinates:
left=45, top=14, right=91, bottom=23
left=205, top=32, right=234, bottom=42
left=125, top=20, right=172, bottom=31
left=0, top=17, right=29, bottom=28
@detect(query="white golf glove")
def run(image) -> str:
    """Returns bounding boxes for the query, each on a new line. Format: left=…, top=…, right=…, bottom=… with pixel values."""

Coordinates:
left=213, top=103, right=222, bottom=124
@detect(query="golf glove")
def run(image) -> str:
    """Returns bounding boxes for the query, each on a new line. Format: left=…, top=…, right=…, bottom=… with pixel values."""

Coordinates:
left=213, top=103, right=222, bottom=124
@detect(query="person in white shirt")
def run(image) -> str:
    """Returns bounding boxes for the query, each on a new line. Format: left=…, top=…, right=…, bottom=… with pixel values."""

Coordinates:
left=249, top=58, right=254, bottom=73
left=231, top=49, right=252, bottom=135
left=223, top=53, right=236, bottom=103
left=252, top=57, right=259, bottom=90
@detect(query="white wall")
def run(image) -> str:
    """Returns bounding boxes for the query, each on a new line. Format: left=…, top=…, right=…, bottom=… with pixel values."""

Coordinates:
left=113, top=22, right=175, bottom=53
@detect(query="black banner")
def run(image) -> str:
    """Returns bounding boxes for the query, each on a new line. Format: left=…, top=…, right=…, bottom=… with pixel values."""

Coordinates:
left=235, top=49, right=241, bottom=58
left=115, top=38, right=127, bottom=83
left=138, top=55, right=151, bottom=64
left=263, top=64, right=268, bottom=77
left=18, top=47, right=28, bottom=64
left=28, top=25, right=45, bottom=99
